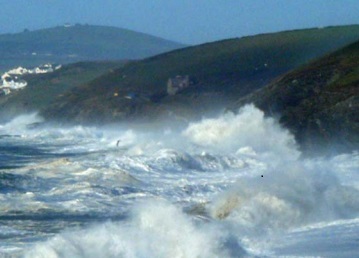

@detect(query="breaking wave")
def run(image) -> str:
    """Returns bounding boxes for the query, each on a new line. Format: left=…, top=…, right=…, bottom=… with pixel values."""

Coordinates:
left=24, top=201, right=248, bottom=258
left=183, top=104, right=300, bottom=161
left=209, top=160, right=359, bottom=233
left=1, top=105, right=359, bottom=257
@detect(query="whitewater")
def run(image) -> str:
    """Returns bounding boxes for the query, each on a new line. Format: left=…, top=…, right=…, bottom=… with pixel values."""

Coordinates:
left=0, top=105, right=358, bottom=258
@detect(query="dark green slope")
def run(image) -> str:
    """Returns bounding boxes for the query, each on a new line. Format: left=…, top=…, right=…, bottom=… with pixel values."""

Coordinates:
left=231, top=40, right=359, bottom=154
left=0, top=24, right=185, bottom=72
left=0, top=61, right=125, bottom=122
left=43, top=25, right=359, bottom=124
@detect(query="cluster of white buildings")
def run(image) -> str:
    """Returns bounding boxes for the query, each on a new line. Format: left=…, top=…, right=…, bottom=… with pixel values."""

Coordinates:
left=0, top=64, right=61, bottom=96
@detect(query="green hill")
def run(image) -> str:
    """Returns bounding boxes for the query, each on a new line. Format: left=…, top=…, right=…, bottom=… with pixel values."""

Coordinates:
left=0, top=61, right=125, bottom=122
left=230, top=40, right=359, bottom=155
left=0, top=24, right=185, bottom=72
left=42, top=25, right=359, bottom=124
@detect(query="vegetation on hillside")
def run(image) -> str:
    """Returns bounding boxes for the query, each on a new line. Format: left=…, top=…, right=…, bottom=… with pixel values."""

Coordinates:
left=42, top=25, right=359, bottom=124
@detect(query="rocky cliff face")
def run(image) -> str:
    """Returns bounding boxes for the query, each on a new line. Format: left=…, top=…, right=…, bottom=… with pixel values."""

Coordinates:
left=230, top=41, right=359, bottom=155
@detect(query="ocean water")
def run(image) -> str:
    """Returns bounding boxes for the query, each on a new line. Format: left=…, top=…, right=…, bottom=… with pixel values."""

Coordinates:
left=0, top=105, right=358, bottom=258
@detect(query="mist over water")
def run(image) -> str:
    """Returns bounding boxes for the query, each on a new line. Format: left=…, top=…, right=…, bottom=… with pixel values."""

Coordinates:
left=1, top=105, right=359, bottom=257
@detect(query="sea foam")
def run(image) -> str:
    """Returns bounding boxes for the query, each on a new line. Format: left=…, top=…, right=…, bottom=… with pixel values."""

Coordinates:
left=24, top=200, right=248, bottom=258
left=2, top=105, right=359, bottom=257
left=183, top=104, right=299, bottom=161
left=209, top=160, right=359, bottom=233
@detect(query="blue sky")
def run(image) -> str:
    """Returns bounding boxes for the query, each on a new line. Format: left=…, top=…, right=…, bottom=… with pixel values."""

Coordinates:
left=1, top=0, right=359, bottom=44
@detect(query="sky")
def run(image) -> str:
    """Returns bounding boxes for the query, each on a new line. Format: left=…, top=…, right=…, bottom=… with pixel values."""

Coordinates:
left=0, top=0, right=359, bottom=44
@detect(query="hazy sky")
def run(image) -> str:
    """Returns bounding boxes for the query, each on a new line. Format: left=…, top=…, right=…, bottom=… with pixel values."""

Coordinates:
left=1, top=0, right=359, bottom=44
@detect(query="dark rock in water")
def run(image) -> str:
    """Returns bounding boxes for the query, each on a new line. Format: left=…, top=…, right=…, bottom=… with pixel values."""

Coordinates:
left=230, top=40, right=359, bottom=155
left=0, top=134, right=21, bottom=139
left=26, top=122, right=44, bottom=129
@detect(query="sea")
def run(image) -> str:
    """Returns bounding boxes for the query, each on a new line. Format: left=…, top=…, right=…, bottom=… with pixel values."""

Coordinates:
left=0, top=105, right=358, bottom=258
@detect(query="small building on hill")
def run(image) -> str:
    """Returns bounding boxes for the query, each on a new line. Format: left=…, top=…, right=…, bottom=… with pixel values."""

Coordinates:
left=167, top=75, right=190, bottom=95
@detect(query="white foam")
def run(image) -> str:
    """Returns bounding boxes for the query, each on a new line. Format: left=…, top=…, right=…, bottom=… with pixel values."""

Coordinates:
left=209, top=160, right=359, bottom=233
left=183, top=104, right=299, bottom=161
left=24, top=200, right=244, bottom=258
left=3, top=106, right=359, bottom=257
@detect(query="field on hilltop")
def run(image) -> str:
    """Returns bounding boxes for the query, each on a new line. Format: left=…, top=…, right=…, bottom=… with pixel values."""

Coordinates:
left=0, top=24, right=185, bottom=72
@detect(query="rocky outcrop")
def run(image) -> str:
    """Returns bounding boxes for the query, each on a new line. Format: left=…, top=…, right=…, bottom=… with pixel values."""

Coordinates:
left=230, top=41, right=359, bottom=155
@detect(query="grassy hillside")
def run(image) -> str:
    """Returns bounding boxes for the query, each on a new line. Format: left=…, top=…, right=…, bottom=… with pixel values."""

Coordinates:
left=231, top=40, right=359, bottom=154
left=0, top=61, right=125, bottom=122
left=42, top=25, right=359, bottom=123
left=0, top=24, right=185, bottom=72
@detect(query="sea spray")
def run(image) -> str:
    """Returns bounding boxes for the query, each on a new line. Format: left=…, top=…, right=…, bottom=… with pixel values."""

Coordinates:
left=209, top=160, right=359, bottom=232
left=24, top=200, right=248, bottom=258
left=183, top=104, right=299, bottom=161
left=0, top=113, right=43, bottom=134
left=1, top=106, right=359, bottom=257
